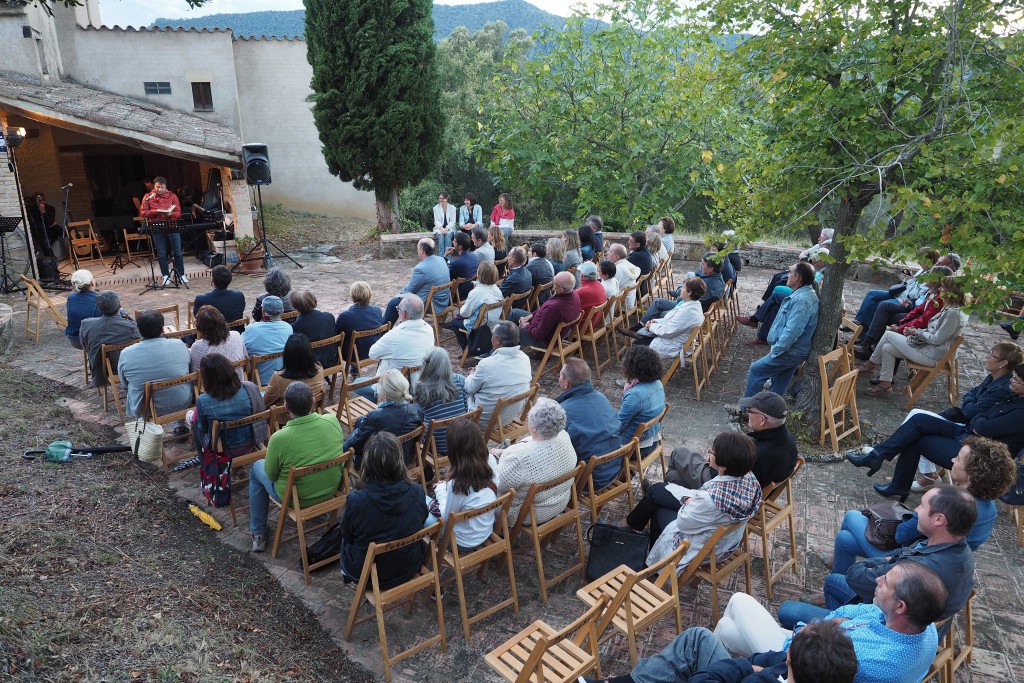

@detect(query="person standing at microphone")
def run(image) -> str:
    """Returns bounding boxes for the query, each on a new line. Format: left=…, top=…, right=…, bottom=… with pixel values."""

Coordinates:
left=141, top=176, right=186, bottom=285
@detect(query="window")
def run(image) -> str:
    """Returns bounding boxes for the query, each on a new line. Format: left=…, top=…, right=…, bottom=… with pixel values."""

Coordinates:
left=191, top=82, right=214, bottom=112
left=144, top=82, right=172, bottom=95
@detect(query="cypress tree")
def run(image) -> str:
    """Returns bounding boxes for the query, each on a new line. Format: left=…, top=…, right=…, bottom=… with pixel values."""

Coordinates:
left=305, top=0, right=445, bottom=232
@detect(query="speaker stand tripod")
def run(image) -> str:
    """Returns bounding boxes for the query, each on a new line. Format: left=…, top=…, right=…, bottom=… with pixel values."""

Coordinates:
left=232, top=185, right=302, bottom=273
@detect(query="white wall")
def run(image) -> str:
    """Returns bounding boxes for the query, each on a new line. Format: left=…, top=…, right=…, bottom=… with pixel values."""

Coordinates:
left=0, top=4, right=62, bottom=78
left=232, top=38, right=375, bottom=220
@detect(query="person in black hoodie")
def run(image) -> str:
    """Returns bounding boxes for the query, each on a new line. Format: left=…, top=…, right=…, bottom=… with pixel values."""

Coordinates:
left=339, top=431, right=428, bottom=588
left=580, top=617, right=857, bottom=683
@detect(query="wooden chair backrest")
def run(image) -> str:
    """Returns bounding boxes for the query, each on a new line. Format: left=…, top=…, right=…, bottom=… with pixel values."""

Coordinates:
left=347, top=322, right=391, bottom=370
left=677, top=520, right=747, bottom=582
left=280, top=449, right=353, bottom=515
left=425, top=406, right=483, bottom=458
left=581, top=300, right=609, bottom=336
left=135, top=304, right=181, bottom=332
left=529, top=281, right=554, bottom=309
left=101, top=338, right=140, bottom=386
left=502, top=289, right=532, bottom=318
left=577, top=438, right=637, bottom=496
left=483, top=383, right=539, bottom=442
left=67, top=220, right=96, bottom=240
left=164, top=327, right=198, bottom=341
left=210, top=407, right=278, bottom=452
left=143, top=371, right=199, bottom=425
left=250, top=350, right=284, bottom=387
left=438, top=489, right=514, bottom=559
left=510, top=462, right=585, bottom=536
left=631, top=403, right=670, bottom=442
left=280, top=310, right=299, bottom=323
left=311, top=332, right=346, bottom=369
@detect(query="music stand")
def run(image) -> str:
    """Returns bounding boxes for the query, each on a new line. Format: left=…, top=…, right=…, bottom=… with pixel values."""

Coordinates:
left=0, top=216, right=25, bottom=293
left=139, top=220, right=190, bottom=295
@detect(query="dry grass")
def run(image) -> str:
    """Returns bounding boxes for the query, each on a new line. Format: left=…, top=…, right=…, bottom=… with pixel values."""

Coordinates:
left=0, top=369, right=372, bottom=683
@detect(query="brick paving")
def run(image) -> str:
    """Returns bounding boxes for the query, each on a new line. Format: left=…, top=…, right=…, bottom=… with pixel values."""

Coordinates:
left=2, top=253, right=1022, bottom=682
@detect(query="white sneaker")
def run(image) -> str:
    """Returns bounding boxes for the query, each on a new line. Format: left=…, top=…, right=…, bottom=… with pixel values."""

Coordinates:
left=161, top=276, right=171, bottom=287
left=180, top=274, right=188, bottom=285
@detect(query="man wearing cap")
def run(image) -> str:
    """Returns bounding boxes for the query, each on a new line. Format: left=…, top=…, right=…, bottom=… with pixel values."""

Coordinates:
left=576, top=261, right=608, bottom=331
left=242, top=295, right=292, bottom=385
left=667, top=391, right=798, bottom=490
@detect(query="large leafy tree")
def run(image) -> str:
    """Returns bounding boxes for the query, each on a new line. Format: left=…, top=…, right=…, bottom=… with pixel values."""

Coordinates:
left=475, top=0, right=736, bottom=228
left=305, top=0, right=446, bottom=232
left=701, top=0, right=1024, bottom=423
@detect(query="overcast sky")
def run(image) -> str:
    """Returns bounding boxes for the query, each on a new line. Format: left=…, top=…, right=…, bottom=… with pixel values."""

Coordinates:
left=99, top=0, right=597, bottom=28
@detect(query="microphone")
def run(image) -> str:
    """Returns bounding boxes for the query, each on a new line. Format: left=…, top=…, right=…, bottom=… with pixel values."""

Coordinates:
left=61, top=182, right=73, bottom=190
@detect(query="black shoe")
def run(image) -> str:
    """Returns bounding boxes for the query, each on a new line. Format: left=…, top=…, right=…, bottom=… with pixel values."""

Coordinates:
left=873, top=483, right=910, bottom=503
left=1000, top=321, right=1020, bottom=340
left=853, top=345, right=872, bottom=360
left=845, top=448, right=884, bottom=477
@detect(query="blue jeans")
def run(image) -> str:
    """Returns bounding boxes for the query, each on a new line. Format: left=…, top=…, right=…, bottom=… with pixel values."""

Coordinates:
left=873, top=412, right=966, bottom=490
left=855, top=290, right=893, bottom=327
left=833, top=510, right=888, bottom=574
left=383, top=295, right=402, bottom=327
left=752, top=290, right=787, bottom=341
left=501, top=226, right=513, bottom=245
left=630, top=627, right=731, bottom=683
left=435, top=231, right=453, bottom=255
left=743, top=348, right=807, bottom=398
left=153, top=232, right=184, bottom=278
left=641, top=298, right=676, bottom=324
left=249, top=459, right=282, bottom=536
left=777, top=601, right=832, bottom=630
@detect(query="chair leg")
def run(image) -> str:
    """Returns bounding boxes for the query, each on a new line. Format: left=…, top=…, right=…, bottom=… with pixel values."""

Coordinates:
left=532, top=529, right=550, bottom=603
left=762, top=530, right=773, bottom=600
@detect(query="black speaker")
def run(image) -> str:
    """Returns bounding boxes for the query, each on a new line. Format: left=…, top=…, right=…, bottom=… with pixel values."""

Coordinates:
left=242, top=143, right=271, bottom=186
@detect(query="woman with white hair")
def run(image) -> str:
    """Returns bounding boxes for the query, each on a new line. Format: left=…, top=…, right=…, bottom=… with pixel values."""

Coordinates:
left=344, top=369, right=425, bottom=469
left=492, top=397, right=578, bottom=527
left=413, top=347, right=468, bottom=456
left=65, top=269, right=99, bottom=349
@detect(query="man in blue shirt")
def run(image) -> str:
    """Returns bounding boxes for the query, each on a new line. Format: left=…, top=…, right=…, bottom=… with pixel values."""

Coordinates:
left=554, top=358, right=622, bottom=489
left=446, top=232, right=479, bottom=300
left=742, top=261, right=818, bottom=398
left=192, top=265, right=245, bottom=326
left=242, top=295, right=292, bottom=386
left=382, top=237, right=451, bottom=327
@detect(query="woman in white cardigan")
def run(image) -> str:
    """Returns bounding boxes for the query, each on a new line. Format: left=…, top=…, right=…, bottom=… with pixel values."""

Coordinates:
left=639, top=276, right=707, bottom=361
left=433, top=191, right=457, bottom=255
left=857, top=276, right=967, bottom=395
left=450, top=261, right=503, bottom=353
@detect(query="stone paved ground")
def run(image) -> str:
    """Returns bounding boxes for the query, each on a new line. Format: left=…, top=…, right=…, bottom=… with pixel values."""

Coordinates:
left=3, top=254, right=1022, bottom=682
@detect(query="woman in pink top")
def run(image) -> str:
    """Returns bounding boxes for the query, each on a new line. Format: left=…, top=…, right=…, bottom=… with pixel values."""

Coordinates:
left=489, top=192, right=516, bottom=244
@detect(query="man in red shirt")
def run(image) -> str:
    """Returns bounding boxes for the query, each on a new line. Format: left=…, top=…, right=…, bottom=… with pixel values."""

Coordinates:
left=141, top=176, right=186, bottom=286
left=576, top=261, right=608, bottom=331
left=508, top=271, right=581, bottom=348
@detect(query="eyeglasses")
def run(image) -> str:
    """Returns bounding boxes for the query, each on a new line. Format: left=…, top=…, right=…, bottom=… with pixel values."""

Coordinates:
left=706, top=448, right=716, bottom=458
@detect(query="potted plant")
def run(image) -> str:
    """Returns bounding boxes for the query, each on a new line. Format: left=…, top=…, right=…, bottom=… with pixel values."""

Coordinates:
left=235, top=234, right=264, bottom=272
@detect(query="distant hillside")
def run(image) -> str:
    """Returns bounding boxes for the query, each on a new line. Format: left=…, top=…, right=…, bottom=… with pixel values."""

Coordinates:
left=151, top=0, right=606, bottom=41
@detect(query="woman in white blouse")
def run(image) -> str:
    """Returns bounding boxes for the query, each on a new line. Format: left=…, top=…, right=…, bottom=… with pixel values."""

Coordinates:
left=433, top=191, right=457, bottom=255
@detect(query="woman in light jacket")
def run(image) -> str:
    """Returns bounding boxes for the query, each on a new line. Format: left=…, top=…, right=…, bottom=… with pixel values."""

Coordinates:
left=433, top=191, right=457, bottom=255
left=449, top=261, right=503, bottom=353
left=635, top=277, right=706, bottom=362
left=460, top=192, right=483, bottom=234
left=857, top=276, right=967, bottom=395
left=628, top=431, right=762, bottom=573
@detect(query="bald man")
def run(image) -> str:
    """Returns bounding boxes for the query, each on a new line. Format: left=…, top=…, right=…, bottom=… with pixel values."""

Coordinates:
left=508, top=271, right=581, bottom=348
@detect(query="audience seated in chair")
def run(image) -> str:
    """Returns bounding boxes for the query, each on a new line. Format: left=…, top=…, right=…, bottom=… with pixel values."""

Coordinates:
left=81, top=290, right=140, bottom=389
left=190, top=306, right=247, bottom=378
left=576, top=262, right=608, bottom=328
left=334, top=280, right=384, bottom=372
left=492, top=397, right=578, bottom=528
left=554, top=359, right=623, bottom=489
left=526, top=242, right=555, bottom=299
left=261, top=333, right=325, bottom=408
left=449, top=261, right=502, bottom=355
left=464, top=320, right=532, bottom=430
left=618, top=346, right=666, bottom=462
left=117, top=309, right=191, bottom=420
left=623, top=431, right=762, bottom=574
left=242, top=295, right=292, bottom=386
left=339, top=431, right=428, bottom=588
left=382, top=237, right=450, bottom=327
left=626, top=231, right=656, bottom=295
left=737, top=254, right=828, bottom=347
left=499, top=246, right=533, bottom=298
left=290, top=289, right=338, bottom=370
left=608, top=244, right=640, bottom=309
left=624, top=277, right=705, bottom=362
left=192, top=265, right=245, bottom=326
left=507, top=272, right=581, bottom=348
left=854, top=264, right=953, bottom=360
left=345, top=369, right=424, bottom=469
left=249, top=382, right=344, bottom=553
left=413, top=348, right=469, bottom=457
left=472, top=227, right=495, bottom=264
left=191, top=353, right=266, bottom=459
left=251, top=268, right=294, bottom=323
left=65, top=269, right=98, bottom=349
left=359, top=293, right=436, bottom=397
left=642, top=252, right=723, bottom=321
left=445, top=232, right=479, bottom=300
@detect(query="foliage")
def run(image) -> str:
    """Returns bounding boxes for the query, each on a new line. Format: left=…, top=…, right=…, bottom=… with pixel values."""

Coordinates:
left=305, top=0, right=446, bottom=232
left=699, top=0, right=1024, bottom=420
left=474, top=0, right=739, bottom=229
left=400, top=21, right=533, bottom=227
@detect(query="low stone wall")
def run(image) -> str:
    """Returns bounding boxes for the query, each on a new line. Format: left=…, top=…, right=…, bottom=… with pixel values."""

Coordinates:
left=378, top=232, right=902, bottom=286
left=0, top=303, right=13, bottom=356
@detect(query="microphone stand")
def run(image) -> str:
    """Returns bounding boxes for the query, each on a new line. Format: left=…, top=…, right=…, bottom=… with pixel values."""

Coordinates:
left=217, top=181, right=229, bottom=266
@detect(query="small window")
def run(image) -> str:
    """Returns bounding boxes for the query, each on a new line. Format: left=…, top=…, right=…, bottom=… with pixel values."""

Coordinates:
left=191, top=82, right=214, bottom=112
left=144, top=82, right=172, bottom=95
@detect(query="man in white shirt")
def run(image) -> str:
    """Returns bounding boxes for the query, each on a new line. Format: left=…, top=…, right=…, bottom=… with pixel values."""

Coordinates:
left=464, top=320, right=532, bottom=430
left=357, top=293, right=435, bottom=398
left=608, top=243, right=640, bottom=308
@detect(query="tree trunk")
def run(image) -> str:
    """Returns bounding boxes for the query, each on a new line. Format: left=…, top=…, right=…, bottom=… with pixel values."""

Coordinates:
left=793, top=193, right=871, bottom=434
left=375, top=186, right=403, bottom=233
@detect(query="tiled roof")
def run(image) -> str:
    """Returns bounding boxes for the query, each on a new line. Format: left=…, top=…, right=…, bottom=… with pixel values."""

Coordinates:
left=0, top=70, right=241, bottom=161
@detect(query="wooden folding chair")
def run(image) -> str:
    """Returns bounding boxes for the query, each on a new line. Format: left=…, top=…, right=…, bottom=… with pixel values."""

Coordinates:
left=20, top=275, right=67, bottom=343
left=81, top=347, right=91, bottom=387
left=396, top=425, right=428, bottom=490
left=839, top=315, right=862, bottom=368
left=605, top=291, right=628, bottom=360
left=186, top=299, right=196, bottom=328
left=720, top=281, right=736, bottom=335
left=632, top=404, right=670, bottom=477
left=618, top=283, right=640, bottom=331
left=528, top=281, right=554, bottom=311
left=343, top=521, right=447, bottom=682
left=142, top=372, right=199, bottom=470
left=579, top=300, right=612, bottom=378
left=123, top=218, right=154, bottom=262
left=400, top=364, right=423, bottom=390
left=67, top=219, right=104, bottom=264
left=135, top=304, right=181, bottom=332
left=501, top=288, right=532, bottom=319
left=281, top=310, right=299, bottom=323
left=250, top=350, right=284, bottom=389
left=335, top=374, right=378, bottom=433
left=99, top=339, right=139, bottom=418
left=494, top=256, right=510, bottom=277
left=576, top=439, right=638, bottom=524
left=726, top=278, right=740, bottom=325
left=527, top=313, right=584, bottom=385
left=485, top=595, right=608, bottom=683
left=678, top=520, right=752, bottom=626
left=576, top=539, right=689, bottom=666
left=699, top=310, right=719, bottom=377
left=636, top=271, right=655, bottom=313
left=457, top=300, right=504, bottom=368
left=926, top=590, right=977, bottom=683
left=745, top=458, right=804, bottom=600
left=347, top=322, right=390, bottom=377
left=482, top=384, right=539, bottom=445
left=507, top=462, right=587, bottom=603
left=270, top=449, right=353, bottom=584
left=424, top=281, right=455, bottom=345
left=310, top=332, right=345, bottom=402
left=434, top=280, right=465, bottom=345
left=437, top=490, right=519, bottom=639
left=164, top=327, right=198, bottom=342
left=422, top=406, right=482, bottom=483
left=661, top=326, right=708, bottom=400
left=903, top=335, right=963, bottom=410
left=818, top=348, right=861, bottom=451
left=211, top=406, right=284, bottom=526
left=227, top=316, right=250, bottom=334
